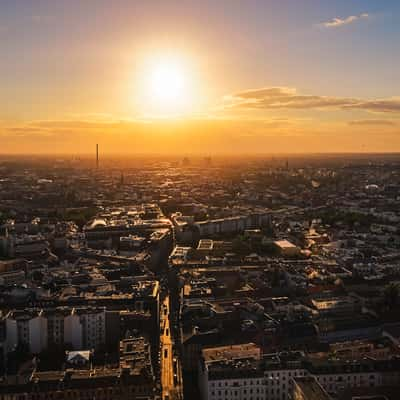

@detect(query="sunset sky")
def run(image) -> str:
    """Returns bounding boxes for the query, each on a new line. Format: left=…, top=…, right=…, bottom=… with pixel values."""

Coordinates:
left=1, top=0, right=400, bottom=154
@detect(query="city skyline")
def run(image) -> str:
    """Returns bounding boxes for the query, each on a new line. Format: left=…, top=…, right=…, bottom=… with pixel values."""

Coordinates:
left=1, top=4, right=400, bottom=398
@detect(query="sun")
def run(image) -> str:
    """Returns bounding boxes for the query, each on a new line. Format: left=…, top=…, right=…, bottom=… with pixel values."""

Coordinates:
left=138, top=55, right=195, bottom=117
left=149, top=61, right=186, bottom=104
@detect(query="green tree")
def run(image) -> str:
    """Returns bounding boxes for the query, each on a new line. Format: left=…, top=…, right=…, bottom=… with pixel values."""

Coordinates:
left=232, top=236, right=251, bottom=255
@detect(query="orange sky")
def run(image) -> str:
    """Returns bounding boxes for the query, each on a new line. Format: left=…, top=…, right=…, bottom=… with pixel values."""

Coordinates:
left=1, top=0, right=400, bottom=154
left=2, top=116, right=398, bottom=154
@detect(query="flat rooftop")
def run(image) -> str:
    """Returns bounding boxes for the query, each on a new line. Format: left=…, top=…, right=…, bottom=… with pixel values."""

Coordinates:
left=274, top=239, right=297, bottom=248
left=202, top=343, right=261, bottom=364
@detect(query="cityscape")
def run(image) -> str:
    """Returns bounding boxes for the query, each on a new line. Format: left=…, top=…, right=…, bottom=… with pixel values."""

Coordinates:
left=0, top=153, right=399, bottom=400
left=1, top=1, right=400, bottom=400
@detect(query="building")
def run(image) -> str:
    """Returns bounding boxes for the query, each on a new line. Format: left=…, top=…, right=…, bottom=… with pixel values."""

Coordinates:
left=0, top=367, right=157, bottom=400
left=47, top=307, right=107, bottom=351
left=3, top=307, right=107, bottom=355
left=329, top=338, right=392, bottom=360
left=119, top=336, right=153, bottom=377
left=46, top=308, right=69, bottom=346
left=0, top=317, right=18, bottom=365
left=65, top=350, right=91, bottom=368
left=5, top=310, right=48, bottom=354
left=0, top=269, right=25, bottom=285
left=198, top=343, right=400, bottom=400
left=9, top=234, right=49, bottom=258
left=196, top=213, right=270, bottom=237
left=197, top=239, right=214, bottom=256
left=78, top=307, right=106, bottom=350
left=274, top=240, right=300, bottom=257
left=64, top=308, right=83, bottom=350
left=198, top=343, right=265, bottom=400
left=311, top=296, right=359, bottom=317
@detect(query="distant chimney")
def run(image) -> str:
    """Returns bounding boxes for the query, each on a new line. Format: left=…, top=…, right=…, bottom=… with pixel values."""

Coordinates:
left=96, top=144, right=99, bottom=168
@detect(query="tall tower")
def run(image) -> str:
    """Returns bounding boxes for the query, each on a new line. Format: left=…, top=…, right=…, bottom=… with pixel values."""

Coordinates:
left=96, top=144, right=99, bottom=168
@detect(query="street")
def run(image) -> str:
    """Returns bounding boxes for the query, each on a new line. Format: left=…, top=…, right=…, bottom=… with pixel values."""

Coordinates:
left=160, top=295, right=183, bottom=400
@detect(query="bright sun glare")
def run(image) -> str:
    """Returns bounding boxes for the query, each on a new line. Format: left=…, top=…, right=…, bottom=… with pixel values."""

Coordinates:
left=149, top=61, right=185, bottom=103
left=139, top=55, right=194, bottom=117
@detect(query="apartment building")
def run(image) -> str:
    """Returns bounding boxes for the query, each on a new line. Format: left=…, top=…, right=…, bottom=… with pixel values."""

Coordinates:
left=3, top=307, right=106, bottom=354
left=198, top=344, right=400, bottom=400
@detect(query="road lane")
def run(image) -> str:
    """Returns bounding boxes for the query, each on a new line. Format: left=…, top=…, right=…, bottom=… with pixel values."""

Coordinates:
left=160, top=296, right=175, bottom=399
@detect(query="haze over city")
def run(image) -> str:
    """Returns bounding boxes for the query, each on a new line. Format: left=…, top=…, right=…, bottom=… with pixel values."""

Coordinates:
left=1, top=0, right=400, bottom=154
left=1, top=2, right=400, bottom=400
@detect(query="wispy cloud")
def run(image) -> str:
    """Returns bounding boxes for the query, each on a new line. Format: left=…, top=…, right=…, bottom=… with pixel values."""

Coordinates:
left=225, top=87, right=400, bottom=114
left=321, top=13, right=369, bottom=28
left=348, top=119, right=397, bottom=126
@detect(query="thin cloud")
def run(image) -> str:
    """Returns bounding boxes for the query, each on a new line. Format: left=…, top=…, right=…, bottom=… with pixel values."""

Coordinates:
left=348, top=119, right=397, bottom=126
left=321, top=13, right=369, bottom=28
left=226, top=87, right=400, bottom=114
left=345, top=99, right=400, bottom=113
left=230, top=87, right=296, bottom=99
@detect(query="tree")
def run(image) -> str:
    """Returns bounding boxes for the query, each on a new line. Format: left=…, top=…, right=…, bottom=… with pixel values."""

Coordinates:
left=384, top=283, right=399, bottom=309
left=232, top=236, right=251, bottom=256
left=272, top=267, right=281, bottom=287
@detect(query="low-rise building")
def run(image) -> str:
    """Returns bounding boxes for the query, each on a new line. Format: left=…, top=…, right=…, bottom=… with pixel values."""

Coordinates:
left=274, top=240, right=300, bottom=257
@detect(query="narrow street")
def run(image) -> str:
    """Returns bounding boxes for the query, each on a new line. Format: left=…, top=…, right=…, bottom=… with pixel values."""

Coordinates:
left=160, top=295, right=183, bottom=400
